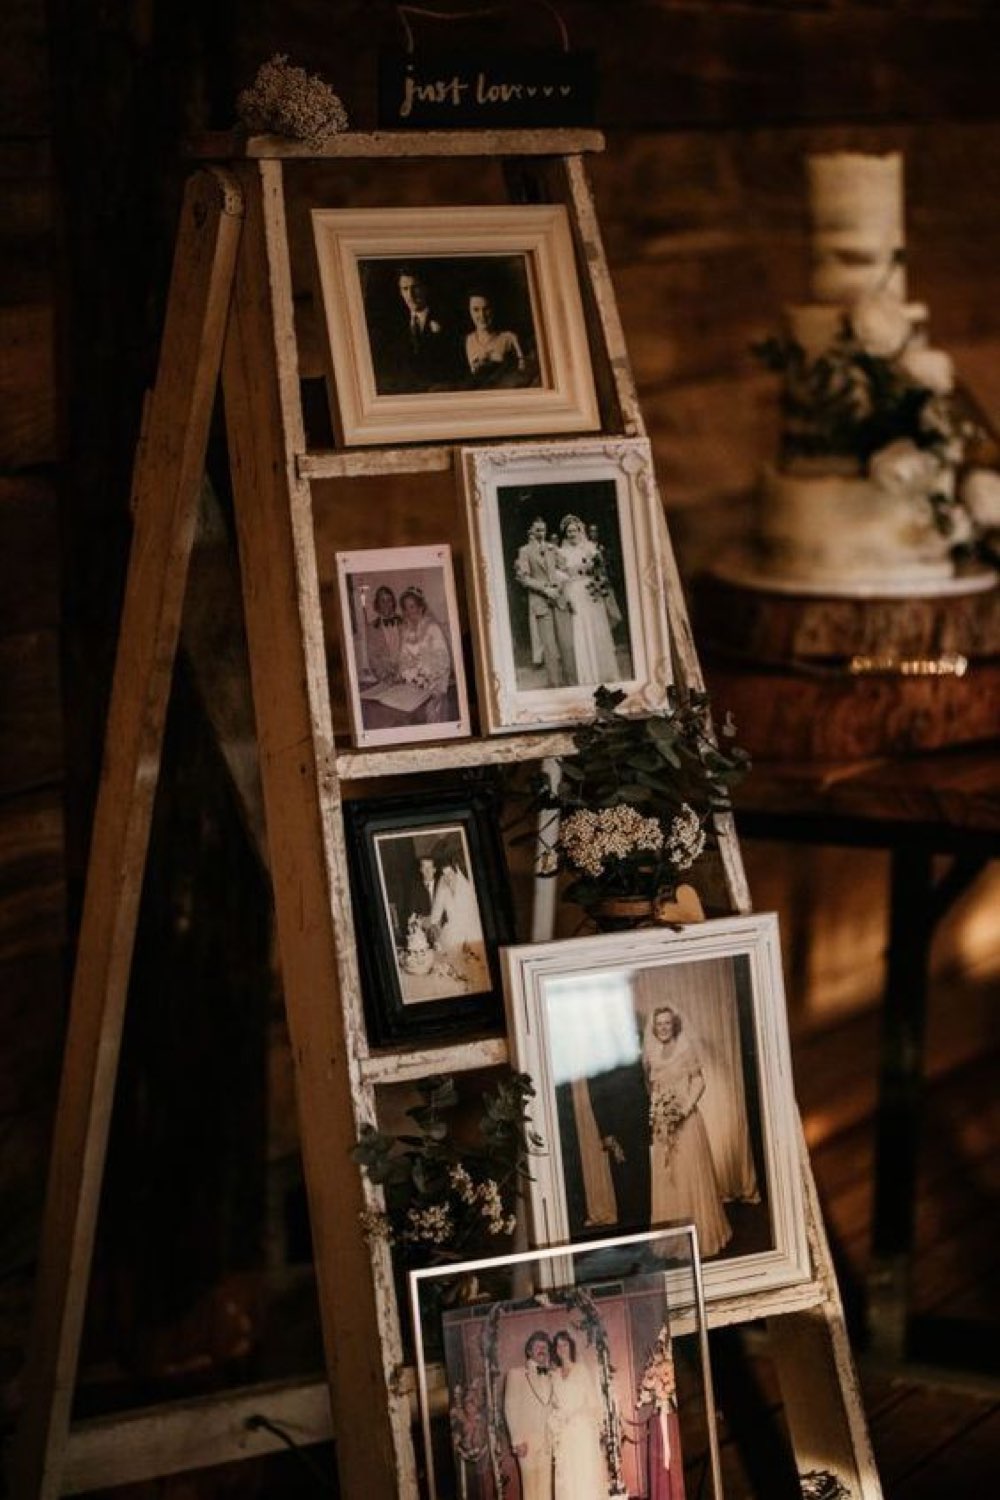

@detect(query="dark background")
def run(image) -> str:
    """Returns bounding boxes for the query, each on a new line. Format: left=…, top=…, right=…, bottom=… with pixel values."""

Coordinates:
left=3, top=0, right=999, bottom=1494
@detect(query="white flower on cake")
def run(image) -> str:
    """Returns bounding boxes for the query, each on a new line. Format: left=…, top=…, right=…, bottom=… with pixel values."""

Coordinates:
left=897, top=346, right=954, bottom=395
left=849, top=290, right=912, bottom=358
left=869, top=439, right=942, bottom=499
left=962, top=468, right=1000, bottom=530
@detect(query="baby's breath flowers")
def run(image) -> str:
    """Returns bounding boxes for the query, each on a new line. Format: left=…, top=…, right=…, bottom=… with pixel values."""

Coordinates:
left=236, top=54, right=349, bottom=147
left=559, top=806, right=664, bottom=880
left=352, top=1073, right=541, bottom=1267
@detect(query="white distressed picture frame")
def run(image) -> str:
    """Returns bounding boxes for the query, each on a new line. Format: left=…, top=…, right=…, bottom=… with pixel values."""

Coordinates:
left=502, top=914, right=811, bottom=1310
left=462, top=437, right=673, bottom=732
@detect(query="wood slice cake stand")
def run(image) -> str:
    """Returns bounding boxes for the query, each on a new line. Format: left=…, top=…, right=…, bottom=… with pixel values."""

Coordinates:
left=694, top=569, right=1000, bottom=760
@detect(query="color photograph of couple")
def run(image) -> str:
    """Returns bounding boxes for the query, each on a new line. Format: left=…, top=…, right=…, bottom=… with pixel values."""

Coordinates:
left=374, top=825, right=489, bottom=1005
left=360, top=254, right=543, bottom=396
left=500, top=480, right=634, bottom=693
left=337, top=545, right=470, bottom=748
left=441, top=1281, right=684, bottom=1500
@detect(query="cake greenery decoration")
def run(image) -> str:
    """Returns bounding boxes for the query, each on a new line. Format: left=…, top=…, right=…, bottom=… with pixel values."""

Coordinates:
left=753, top=282, right=999, bottom=551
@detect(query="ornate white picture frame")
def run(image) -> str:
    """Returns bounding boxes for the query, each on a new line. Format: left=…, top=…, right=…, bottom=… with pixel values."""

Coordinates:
left=311, top=205, right=600, bottom=446
left=462, top=437, right=673, bottom=733
left=503, top=914, right=811, bottom=1309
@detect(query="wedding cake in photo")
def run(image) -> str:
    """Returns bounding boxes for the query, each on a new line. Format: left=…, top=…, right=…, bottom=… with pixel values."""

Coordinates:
left=737, top=151, right=999, bottom=597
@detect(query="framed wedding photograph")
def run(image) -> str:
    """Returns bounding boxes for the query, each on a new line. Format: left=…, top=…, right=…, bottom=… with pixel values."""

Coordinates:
left=461, top=438, right=674, bottom=732
left=335, top=544, right=471, bottom=748
left=409, top=1227, right=722, bottom=1500
left=502, top=914, right=811, bottom=1308
left=344, top=788, right=514, bottom=1047
left=311, top=204, right=600, bottom=445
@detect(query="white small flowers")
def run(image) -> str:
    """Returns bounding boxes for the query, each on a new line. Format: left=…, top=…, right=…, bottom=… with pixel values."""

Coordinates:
left=236, top=54, right=349, bottom=147
left=664, top=804, right=706, bottom=871
left=869, top=438, right=942, bottom=499
left=849, top=291, right=912, bottom=358
left=448, top=1166, right=516, bottom=1236
left=558, top=806, right=664, bottom=879
left=962, top=468, right=1000, bottom=529
left=401, top=1202, right=455, bottom=1247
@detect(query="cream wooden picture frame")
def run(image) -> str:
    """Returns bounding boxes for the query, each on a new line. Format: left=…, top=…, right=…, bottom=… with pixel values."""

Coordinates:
left=462, top=437, right=673, bottom=732
left=311, top=205, right=599, bottom=445
left=503, top=914, right=811, bottom=1309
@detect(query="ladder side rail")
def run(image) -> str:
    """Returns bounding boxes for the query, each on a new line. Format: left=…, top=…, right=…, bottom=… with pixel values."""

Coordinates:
left=221, top=159, right=413, bottom=1500
left=768, top=1126, right=884, bottom=1499
left=9, top=170, right=244, bottom=1500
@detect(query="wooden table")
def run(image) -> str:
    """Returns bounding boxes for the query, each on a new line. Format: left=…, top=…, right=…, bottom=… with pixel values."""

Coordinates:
left=730, top=742, right=1000, bottom=1365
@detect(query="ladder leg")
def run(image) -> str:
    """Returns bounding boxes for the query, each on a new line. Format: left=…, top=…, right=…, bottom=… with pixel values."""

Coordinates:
left=9, top=169, right=244, bottom=1500
left=221, top=160, right=407, bottom=1500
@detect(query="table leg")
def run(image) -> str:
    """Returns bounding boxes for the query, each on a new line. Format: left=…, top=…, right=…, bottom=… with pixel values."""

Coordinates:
left=866, top=844, right=933, bottom=1362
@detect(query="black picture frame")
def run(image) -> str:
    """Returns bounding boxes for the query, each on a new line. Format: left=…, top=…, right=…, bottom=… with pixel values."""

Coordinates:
left=345, top=786, right=514, bottom=1047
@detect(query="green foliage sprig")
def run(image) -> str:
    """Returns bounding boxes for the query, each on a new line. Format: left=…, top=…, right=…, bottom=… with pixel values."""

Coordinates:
left=352, top=1072, right=543, bottom=1266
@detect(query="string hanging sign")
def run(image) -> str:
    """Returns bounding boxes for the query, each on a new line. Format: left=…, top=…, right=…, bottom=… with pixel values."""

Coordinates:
left=378, top=2, right=597, bottom=128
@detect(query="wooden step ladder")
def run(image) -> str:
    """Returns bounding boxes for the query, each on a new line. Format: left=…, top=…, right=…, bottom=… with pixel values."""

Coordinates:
left=9, top=130, right=882, bottom=1500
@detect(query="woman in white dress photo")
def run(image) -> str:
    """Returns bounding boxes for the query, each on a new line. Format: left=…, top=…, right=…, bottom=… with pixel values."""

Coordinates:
left=397, top=585, right=453, bottom=722
left=553, top=514, right=621, bottom=686
left=643, top=1005, right=732, bottom=1258
left=464, top=290, right=528, bottom=386
left=428, top=837, right=488, bottom=990
left=550, top=1330, right=612, bottom=1499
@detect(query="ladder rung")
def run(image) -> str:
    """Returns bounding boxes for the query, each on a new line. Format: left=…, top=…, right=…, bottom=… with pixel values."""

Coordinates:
left=360, top=1035, right=509, bottom=1086
left=336, top=731, right=574, bottom=781
left=298, top=447, right=454, bottom=480
left=190, top=129, right=605, bottom=162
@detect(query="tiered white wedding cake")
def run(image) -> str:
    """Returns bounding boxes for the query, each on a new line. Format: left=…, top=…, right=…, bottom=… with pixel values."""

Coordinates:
left=740, top=152, right=997, bottom=597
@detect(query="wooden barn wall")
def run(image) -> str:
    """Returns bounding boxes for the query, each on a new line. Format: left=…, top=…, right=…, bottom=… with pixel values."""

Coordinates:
left=1, top=0, right=999, bottom=1454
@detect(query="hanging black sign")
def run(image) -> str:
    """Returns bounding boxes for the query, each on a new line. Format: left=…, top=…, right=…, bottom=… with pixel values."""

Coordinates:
left=377, top=49, right=598, bottom=129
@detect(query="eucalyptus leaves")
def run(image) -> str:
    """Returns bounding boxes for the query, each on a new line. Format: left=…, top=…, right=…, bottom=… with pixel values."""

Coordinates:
left=353, top=1073, right=542, bottom=1264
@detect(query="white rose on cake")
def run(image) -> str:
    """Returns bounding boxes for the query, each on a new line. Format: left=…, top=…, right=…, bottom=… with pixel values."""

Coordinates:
left=961, top=468, right=1000, bottom=529
left=897, top=346, right=954, bottom=394
left=869, top=438, right=941, bottom=497
left=850, top=291, right=912, bottom=358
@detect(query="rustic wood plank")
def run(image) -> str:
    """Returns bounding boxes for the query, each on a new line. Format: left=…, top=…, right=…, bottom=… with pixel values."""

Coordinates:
left=0, top=788, right=65, bottom=965
left=0, top=631, right=62, bottom=797
left=7, top=168, right=244, bottom=1500
left=0, top=477, right=59, bottom=635
left=0, top=303, right=56, bottom=469
left=731, top=748, right=1000, bottom=835
left=361, top=1035, right=509, bottom=1085
left=190, top=128, right=605, bottom=160
left=60, top=1377, right=333, bottom=1495
left=221, top=158, right=406, bottom=1500
left=695, top=574, right=1000, bottom=664
left=705, top=659, right=1000, bottom=762
left=336, top=730, right=575, bottom=780
left=298, top=445, right=455, bottom=479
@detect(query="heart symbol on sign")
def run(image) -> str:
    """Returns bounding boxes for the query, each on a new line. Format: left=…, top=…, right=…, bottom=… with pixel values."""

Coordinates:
left=543, top=85, right=554, bottom=97
left=652, top=884, right=706, bottom=927
left=526, top=86, right=537, bottom=96
left=559, top=85, right=571, bottom=96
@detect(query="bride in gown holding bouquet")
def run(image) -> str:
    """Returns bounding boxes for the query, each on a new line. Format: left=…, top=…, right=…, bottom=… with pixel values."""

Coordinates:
left=552, top=514, right=621, bottom=686
left=643, top=1006, right=732, bottom=1258
left=550, top=1331, right=612, bottom=1499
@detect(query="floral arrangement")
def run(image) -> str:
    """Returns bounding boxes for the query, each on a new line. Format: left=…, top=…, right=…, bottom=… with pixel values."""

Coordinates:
left=449, top=1378, right=490, bottom=1468
left=635, top=1325, right=677, bottom=1415
left=352, top=1073, right=542, bottom=1266
left=517, top=686, right=750, bottom=919
left=648, top=1092, right=688, bottom=1165
left=236, top=54, right=349, bottom=147
left=753, top=283, right=1000, bottom=550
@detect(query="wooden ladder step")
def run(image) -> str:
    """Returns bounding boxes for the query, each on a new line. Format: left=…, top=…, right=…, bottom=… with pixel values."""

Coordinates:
left=189, top=129, right=606, bottom=162
left=297, top=446, right=455, bottom=480
left=335, top=730, right=574, bottom=780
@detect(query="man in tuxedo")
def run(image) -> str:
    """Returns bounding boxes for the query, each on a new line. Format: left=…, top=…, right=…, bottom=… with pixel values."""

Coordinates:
left=377, top=266, right=461, bottom=393
left=513, top=515, right=577, bottom=687
left=503, top=1331, right=556, bottom=1500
